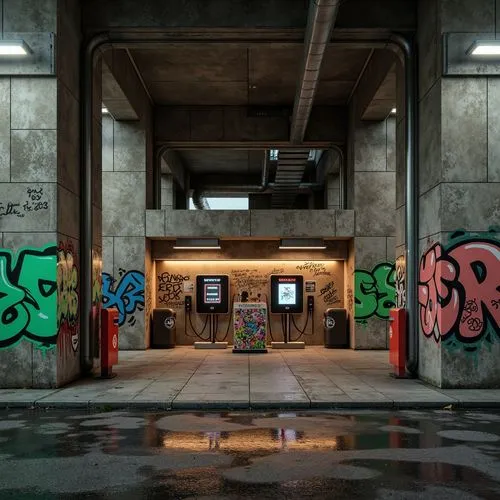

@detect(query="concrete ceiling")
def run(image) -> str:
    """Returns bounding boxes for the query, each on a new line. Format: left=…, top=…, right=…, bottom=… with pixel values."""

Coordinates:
left=129, top=45, right=372, bottom=107
left=177, top=149, right=265, bottom=174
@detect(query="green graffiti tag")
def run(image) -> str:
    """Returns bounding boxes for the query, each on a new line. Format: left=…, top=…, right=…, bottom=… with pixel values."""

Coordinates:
left=0, top=244, right=57, bottom=350
left=354, top=262, right=396, bottom=321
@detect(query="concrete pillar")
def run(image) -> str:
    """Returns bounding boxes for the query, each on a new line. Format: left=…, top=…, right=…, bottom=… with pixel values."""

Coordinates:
left=325, top=174, right=341, bottom=210
left=417, top=0, right=500, bottom=388
left=102, top=116, right=149, bottom=349
left=160, top=175, right=175, bottom=211
left=0, top=0, right=82, bottom=388
left=347, top=111, right=396, bottom=349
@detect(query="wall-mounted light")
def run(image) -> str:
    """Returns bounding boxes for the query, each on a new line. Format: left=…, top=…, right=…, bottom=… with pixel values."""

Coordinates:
left=0, top=40, right=32, bottom=56
left=173, top=238, right=221, bottom=250
left=467, top=40, right=500, bottom=56
left=279, top=238, right=326, bottom=250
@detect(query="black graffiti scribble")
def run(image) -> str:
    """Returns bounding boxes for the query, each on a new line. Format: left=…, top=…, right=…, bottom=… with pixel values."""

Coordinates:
left=296, top=261, right=332, bottom=277
left=319, top=281, right=340, bottom=305
left=157, top=271, right=190, bottom=304
left=467, top=317, right=483, bottom=332
left=492, top=299, right=500, bottom=310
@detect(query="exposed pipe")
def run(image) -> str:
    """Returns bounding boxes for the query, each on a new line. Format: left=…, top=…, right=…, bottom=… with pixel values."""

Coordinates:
left=290, top=0, right=341, bottom=144
left=82, top=32, right=417, bottom=377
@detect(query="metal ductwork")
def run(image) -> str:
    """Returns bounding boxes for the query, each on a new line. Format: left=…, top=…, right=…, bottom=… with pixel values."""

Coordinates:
left=290, top=0, right=341, bottom=144
left=271, top=149, right=311, bottom=208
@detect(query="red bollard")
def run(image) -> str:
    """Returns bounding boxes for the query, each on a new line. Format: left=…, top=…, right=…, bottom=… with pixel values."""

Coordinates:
left=101, top=308, right=119, bottom=378
left=389, top=308, right=407, bottom=378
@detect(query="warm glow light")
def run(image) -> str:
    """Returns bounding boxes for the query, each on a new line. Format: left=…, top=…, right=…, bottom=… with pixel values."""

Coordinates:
left=468, top=41, right=500, bottom=56
left=173, top=246, right=221, bottom=250
left=278, top=246, right=327, bottom=250
left=0, top=40, right=31, bottom=56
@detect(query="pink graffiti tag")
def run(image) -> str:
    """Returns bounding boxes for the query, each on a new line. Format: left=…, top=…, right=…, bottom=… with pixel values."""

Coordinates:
left=418, top=239, right=500, bottom=344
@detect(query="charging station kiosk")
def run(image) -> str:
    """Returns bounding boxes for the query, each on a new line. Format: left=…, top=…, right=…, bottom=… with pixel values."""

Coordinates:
left=270, top=275, right=306, bottom=349
left=193, top=275, right=230, bottom=349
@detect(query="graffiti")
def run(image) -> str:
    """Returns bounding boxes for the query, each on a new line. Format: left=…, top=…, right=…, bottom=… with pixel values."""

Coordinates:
left=396, top=255, right=406, bottom=309
left=354, top=263, right=396, bottom=322
left=319, top=281, right=340, bottom=305
left=0, top=187, right=49, bottom=219
left=0, top=244, right=57, bottom=349
left=102, top=268, right=145, bottom=327
left=157, top=272, right=190, bottom=305
left=57, top=242, right=79, bottom=352
left=296, top=262, right=331, bottom=277
left=418, top=230, right=500, bottom=352
left=346, top=287, right=354, bottom=312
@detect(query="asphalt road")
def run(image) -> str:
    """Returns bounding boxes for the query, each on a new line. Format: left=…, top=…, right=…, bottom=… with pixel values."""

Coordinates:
left=1, top=409, right=500, bottom=499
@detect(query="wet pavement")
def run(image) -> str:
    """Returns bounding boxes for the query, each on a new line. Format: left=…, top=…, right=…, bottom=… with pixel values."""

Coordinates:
left=1, top=410, right=500, bottom=498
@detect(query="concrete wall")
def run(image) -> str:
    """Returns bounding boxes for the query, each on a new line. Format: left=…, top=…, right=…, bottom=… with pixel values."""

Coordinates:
left=102, top=116, right=148, bottom=349
left=417, top=0, right=500, bottom=388
left=347, top=114, right=396, bottom=349
left=0, top=0, right=81, bottom=388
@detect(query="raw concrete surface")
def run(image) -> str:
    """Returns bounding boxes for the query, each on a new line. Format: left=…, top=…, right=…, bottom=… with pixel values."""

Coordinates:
left=1, top=408, right=500, bottom=498
left=2, top=348, right=500, bottom=410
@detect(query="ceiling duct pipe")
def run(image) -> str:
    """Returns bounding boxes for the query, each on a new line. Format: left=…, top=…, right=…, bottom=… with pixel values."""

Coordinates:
left=289, top=0, right=341, bottom=144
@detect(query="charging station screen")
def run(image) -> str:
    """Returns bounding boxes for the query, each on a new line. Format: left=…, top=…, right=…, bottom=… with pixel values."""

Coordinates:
left=270, top=275, right=303, bottom=314
left=196, top=275, right=229, bottom=314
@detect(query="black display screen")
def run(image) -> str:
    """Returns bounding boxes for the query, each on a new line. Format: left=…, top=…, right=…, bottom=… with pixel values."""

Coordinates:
left=270, top=275, right=304, bottom=314
left=196, top=275, right=229, bottom=314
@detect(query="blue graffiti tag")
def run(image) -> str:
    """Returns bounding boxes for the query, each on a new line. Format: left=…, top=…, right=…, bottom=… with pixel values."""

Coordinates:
left=102, top=270, right=145, bottom=326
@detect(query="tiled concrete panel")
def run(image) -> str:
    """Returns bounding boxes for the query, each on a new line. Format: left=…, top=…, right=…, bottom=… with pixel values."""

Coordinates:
left=386, top=118, right=396, bottom=172
left=102, top=236, right=114, bottom=275
left=113, top=122, right=146, bottom=172
left=441, top=183, right=500, bottom=232
left=354, top=237, right=386, bottom=269
left=32, top=346, right=57, bottom=388
left=0, top=33, right=55, bottom=76
left=395, top=205, right=405, bottom=248
left=418, top=0, right=440, bottom=99
left=395, top=116, right=406, bottom=209
left=251, top=210, right=336, bottom=237
left=0, top=342, right=33, bottom=388
left=113, top=236, right=145, bottom=275
left=102, top=172, right=145, bottom=237
left=57, top=83, right=80, bottom=196
left=386, top=236, right=395, bottom=262
left=419, top=80, right=441, bottom=195
left=327, top=188, right=340, bottom=208
left=354, top=121, right=387, bottom=172
left=11, top=78, right=57, bottom=130
left=165, top=210, right=250, bottom=237
left=57, top=185, right=80, bottom=240
left=0, top=183, right=56, bottom=232
left=418, top=184, right=441, bottom=239
left=354, top=172, right=395, bottom=236
left=102, top=116, right=114, bottom=171
left=11, top=130, right=57, bottom=182
left=1, top=232, right=56, bottom=251
left=336, top=210, right=355, bottom=237
left=442, top=78, right=487, bottom=183
left=487, top=78, right=500, bottom=182
left=441, top=0, right=495, bottom=33
left=145, top=210, right=165, bottom=237
left=3, top=0, right=57, bottom=32
left=92, top=205, right=102, bottom=248
left=0, top=78, right=10, bottom=182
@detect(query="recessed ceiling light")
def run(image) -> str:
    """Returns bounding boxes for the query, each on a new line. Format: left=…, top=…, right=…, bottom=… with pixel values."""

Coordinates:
left=173, top=238, right=221, bottom=250
left=0, top=40, right=31, bottom=56
left=467, top=41, right=500, bottom=56
left=279, top=238, right=326, bottom=250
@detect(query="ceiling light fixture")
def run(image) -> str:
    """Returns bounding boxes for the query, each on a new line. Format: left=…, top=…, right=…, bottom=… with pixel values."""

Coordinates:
left=0, top=40, right=32, bottom=56
left=467, top=40, right=500, bottom=56
left=173, top=238, right=221, bottom=250
left=279, top=238, right=327, bottom=250
left=390, top=108, right=397, bottom=114
left=102, top=106, right=109, bottom=114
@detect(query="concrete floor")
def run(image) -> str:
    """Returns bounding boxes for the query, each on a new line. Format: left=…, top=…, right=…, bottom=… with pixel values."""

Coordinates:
left=2, top=409, right=500, bottom=498
left=2, top=347, right=500, bottom=409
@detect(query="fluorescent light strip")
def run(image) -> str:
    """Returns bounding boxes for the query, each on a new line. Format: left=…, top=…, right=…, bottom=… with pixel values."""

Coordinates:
left=0, top=40, right=31, bottom=56
left=468, top=41, right=500, bottom=56
left=279, top=246, right=326, bottom=250
left=102, top=107, right=110, bottom=114
left=173, top=246, right=221, bottom=250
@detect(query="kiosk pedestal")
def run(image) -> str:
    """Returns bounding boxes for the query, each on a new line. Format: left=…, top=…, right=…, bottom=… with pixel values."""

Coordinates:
left=194, top=314, right=228, bottom=349
left=233, top=302, right=267, bottom=353
left=271, top=313, right=305, bottom=349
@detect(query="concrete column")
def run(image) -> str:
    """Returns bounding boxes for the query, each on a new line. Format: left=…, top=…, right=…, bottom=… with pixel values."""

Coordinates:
left=102, top=116, right=148, bottom=349
left=325, top=174, right=341, bottom=210
left=417, top=0, right=500, bottom=388
left=160, top=175, right=175, bottom=211
left=0, top=0, right=82, bottom=388
left=347, top=111, right=396, bottom=349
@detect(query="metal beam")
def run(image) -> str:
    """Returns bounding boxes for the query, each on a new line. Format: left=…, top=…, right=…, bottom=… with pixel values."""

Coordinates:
left=290, top=0, right=340, bottom=144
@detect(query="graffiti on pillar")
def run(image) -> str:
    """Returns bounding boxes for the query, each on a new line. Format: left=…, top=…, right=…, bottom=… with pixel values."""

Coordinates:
left=57, top=241, right=79, bottom=352
left=0, top=244, right=57, bottom=350
left=418, top=229, right=500, bottom=354
left=395, top=255, right=406, bottom=308
left=102, top=268, right=145, bottom=327
left=354, top=262, right=396, bottom=323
